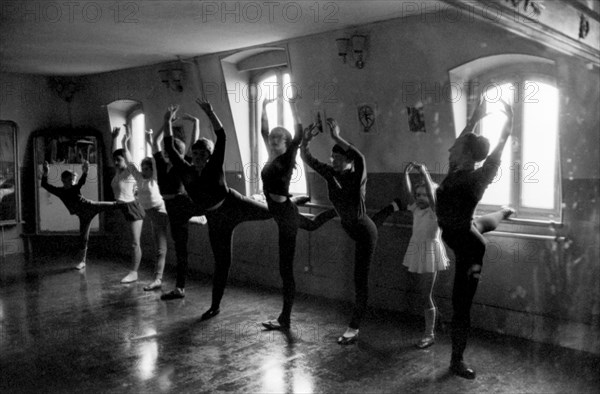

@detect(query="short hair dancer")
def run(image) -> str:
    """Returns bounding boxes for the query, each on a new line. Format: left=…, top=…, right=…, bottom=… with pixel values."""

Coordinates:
left=300, top=118, right=377, bottom=344
left=162, top=99, right=274, bottom=320
left=259, top=98, right=337, bottom=331
left=152, top=115, right=197, bottom=301
left=436, top=98, right=514, bottom=379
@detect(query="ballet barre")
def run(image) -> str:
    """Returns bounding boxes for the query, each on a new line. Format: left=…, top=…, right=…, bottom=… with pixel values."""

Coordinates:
left=483, top=231, right=567, bottom=243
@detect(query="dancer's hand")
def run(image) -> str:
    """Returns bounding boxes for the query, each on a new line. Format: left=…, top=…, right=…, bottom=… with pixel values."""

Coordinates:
left=42, top=161, right=49, bottom=175
left=183, top=113, right=199, bottom=122
left=111, top=127, right=121, bottom=140
left=499, top=99, right=513, bottom=137
left=469, top=96, right=488, bottom=125
left=195, top=98, right=213, bottom=114
left=302, top=124, right=317, bottom=143
left=145, top=129, right=154, bottom=145
left=123, top=124, right=131, bottom=144
left=167, top=104, right=179, bottom=124
left=327, top=118, right=340, bottom=140
left=262, top=97, right=277, bottom=109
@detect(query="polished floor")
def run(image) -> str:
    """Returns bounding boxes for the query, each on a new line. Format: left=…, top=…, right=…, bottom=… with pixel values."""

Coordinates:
left=1, top=254, right=599, bottom=394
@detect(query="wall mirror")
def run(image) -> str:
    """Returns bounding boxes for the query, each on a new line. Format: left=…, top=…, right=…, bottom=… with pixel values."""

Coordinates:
left=33, top=129, right=104, bottom=233
left=0, top=121, right=19, bottom=225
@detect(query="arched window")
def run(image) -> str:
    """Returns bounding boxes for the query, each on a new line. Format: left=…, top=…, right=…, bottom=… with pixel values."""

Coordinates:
left=128, top=109, right=147, bottom=164
left=475, top=73, right=561, bottom=221
left=450, top=55, right=562, bottom=222
left=107, top=100, right=147, bottom=165
left=251, top=69, right=307, bottom=196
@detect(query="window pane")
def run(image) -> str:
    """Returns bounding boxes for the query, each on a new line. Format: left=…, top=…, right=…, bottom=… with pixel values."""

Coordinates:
left=283, top=73, right=307, bottom=195
left=130, top=113, right=146, bottom=164
left=479, top=83, right=514, bottom=206
left=521, top=81, right=558, bottom=209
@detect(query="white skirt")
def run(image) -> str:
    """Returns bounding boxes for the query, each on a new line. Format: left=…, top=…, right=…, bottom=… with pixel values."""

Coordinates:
left=402, top=235, right=449, bottom=274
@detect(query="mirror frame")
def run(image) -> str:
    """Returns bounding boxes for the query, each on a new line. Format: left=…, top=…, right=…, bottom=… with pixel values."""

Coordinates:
left=0, top=120, right=20, bottom=226
left=32, top=128, right=105, bottom=235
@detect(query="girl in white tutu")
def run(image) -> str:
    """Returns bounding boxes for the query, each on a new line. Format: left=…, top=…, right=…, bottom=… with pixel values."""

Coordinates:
left=371, top=162, right=448, bottom=348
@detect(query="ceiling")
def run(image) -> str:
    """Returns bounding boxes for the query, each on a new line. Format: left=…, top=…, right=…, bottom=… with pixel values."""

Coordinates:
left=0, top=0, right=435, bottom=76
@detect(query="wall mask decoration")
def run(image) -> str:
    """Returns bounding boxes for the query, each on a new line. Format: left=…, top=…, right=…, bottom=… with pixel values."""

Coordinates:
left=579, top=13, right=590, bottom=39
left=505, top=0, right=544, bottom=16
left=357, top=103, right=377, bottom=134
left=407, top=102, right=426, bottom=133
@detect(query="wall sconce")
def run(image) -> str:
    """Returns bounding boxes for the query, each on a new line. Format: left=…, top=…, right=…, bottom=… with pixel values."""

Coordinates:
left=335, top=35, right=367, bottom=69
left=159, top=68, right=184, bottom=92
left=335, top=38, right=350, bottom=64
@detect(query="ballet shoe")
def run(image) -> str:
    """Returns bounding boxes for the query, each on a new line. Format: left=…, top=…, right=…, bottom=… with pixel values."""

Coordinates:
left=501, top=206, right=516, bottom=219
left=415, top=336, right=435, bottom=349
left=291, top=195, right=311, bottom=206
left=160, top=288, right=185, bottom=300
left=262, top=318, right=290, bottom=331
left=337, top=328, right=359, bottom=345
left=143, top=279, right=162, bottom=291
left=74, top=261, right=86, bottom=270
left=450, top=361, right=476, bottom=379
left=120, top=271, right=138, bottom=283
left=201, top=308, right=220, bottom=321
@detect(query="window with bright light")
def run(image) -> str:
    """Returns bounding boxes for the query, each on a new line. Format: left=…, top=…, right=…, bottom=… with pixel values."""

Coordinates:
left=475, top=77, right=561, bottom=221
left=251, top=70, right=308, bottom=196
left=128, top=110, right=148, bottom=165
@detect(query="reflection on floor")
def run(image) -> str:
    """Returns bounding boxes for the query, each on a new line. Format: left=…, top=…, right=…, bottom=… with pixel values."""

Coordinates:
left=1, top=254, right=599, bottom=393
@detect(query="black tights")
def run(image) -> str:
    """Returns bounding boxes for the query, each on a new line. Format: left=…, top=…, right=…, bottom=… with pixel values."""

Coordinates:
left=267, top=198, right=337, bottom=325
left=165, top=195, right=195, bottom=289
left=206, top=189, right=272, bottom=310
left=442, top=210, right=508, bottom=364
left=76, top=202, right=118, bottom=262
left=342, top=217, right=378, bottom=329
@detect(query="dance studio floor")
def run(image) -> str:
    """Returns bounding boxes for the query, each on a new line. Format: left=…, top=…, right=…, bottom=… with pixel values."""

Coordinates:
left=1, top=254, right=599, bottom=394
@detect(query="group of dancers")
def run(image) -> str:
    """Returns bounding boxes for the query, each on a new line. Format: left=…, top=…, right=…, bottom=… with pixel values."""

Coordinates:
left=40, top=95, right=514, bottom=379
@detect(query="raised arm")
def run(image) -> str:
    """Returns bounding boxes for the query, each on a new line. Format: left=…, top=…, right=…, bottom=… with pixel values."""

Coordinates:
left=300, top=124, right=332, bottom=178
left=196, top=97, right=223, bottom=132
left=122, top=124, right=134, bottom=164
left=458, top=97, right=489, bottom=139
left=260, top=98, right=276, bottom=150
left=164, top=105, right=178, bottom=139
left=486, top=100, right=513, bottom=164
left=327, top=118, right=366, bottom=178
left=163, top=105, right=189, bottom=170
left=78, top=160, right=89, bottom=187
left=196, top=98, right=225, bottom=167
left=153, top=126, right=164, bottom=154
left=183, top=113, right=200, bottom=154
left=111, top=126, right=122, bottom=153
left=414, top=162, right=436, bottom=210
left=403, top=162, right=415, bottom=205
left=40, top=161, right=60, bottom=195
left=145, top=128, right=156, bottom=155
left=290, top=100, right=303, bottom=146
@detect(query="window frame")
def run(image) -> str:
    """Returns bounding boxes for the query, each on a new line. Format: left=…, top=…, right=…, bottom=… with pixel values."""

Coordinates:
left=126, top=106, right=147, bottom=165
left=471, top=68, right=562, bottom=223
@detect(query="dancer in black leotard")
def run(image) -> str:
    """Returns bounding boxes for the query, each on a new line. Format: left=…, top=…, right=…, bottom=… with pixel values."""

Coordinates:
left=163, top=99, right=333, bottom=321
left=260, top=98, right=337, bottom=331
left=301, top=118, right=378, bottom=344
left=149, top=116, right=197, bottom=300
left=162, top=100, right=272, bottom=319
left=437, top=98, right=514, bottom=379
